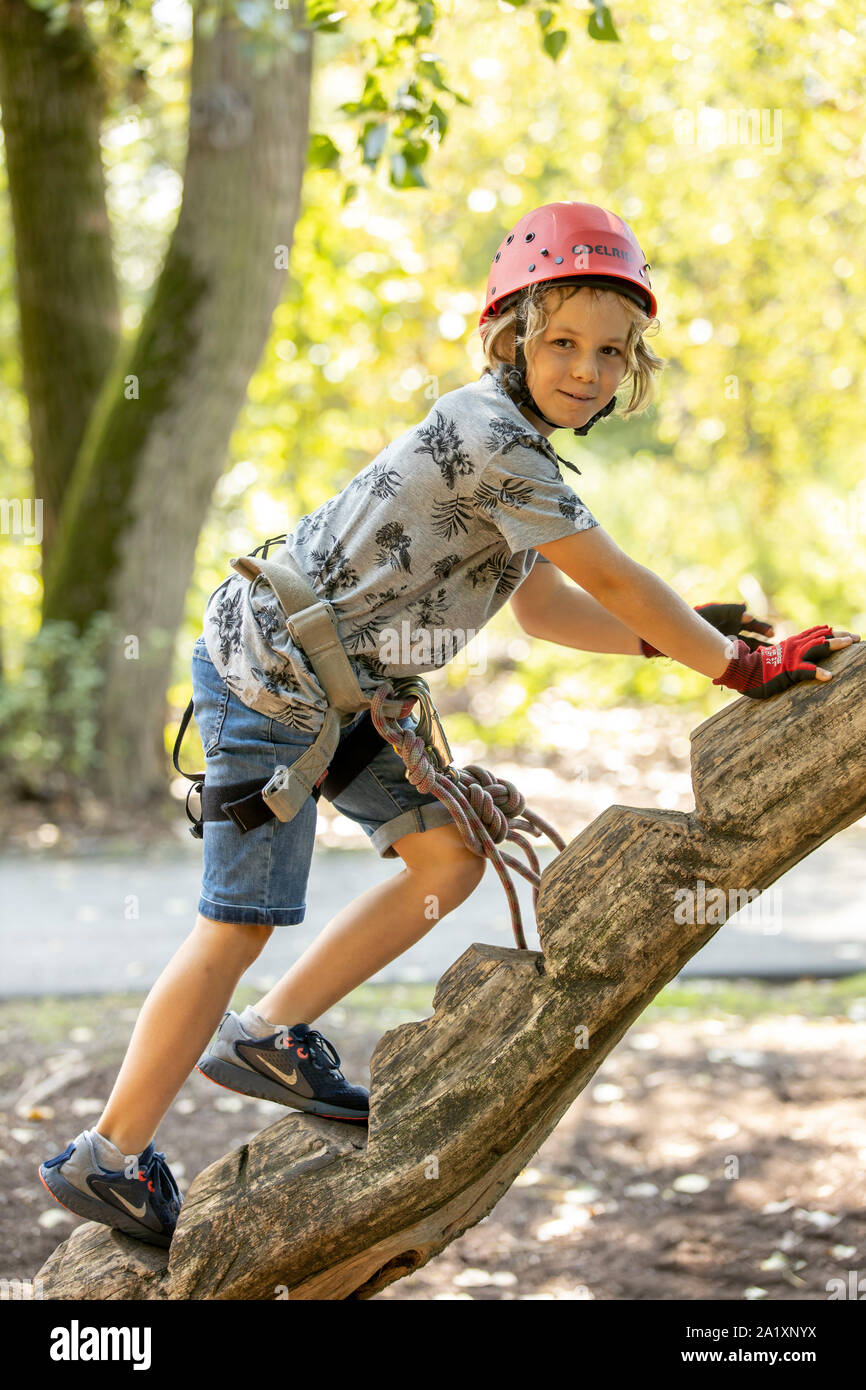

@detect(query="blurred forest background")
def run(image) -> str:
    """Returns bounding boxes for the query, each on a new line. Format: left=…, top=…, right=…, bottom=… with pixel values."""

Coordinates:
left=0, top=0, right=863, bottom=828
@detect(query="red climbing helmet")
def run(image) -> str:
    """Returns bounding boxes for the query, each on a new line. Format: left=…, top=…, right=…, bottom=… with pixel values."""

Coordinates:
left=480, top=201, right=657, bottom=325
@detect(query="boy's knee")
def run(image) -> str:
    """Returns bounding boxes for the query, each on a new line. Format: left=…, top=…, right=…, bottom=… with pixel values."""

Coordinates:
left=194, top=914, right=274, bottom=962
left=445, top=847, right=486, bottom=889
left=447, top=856, right=489, bottom=900
left=395, top=824, right=486, bottom=889
left=241, top=922, right=274, bottom=961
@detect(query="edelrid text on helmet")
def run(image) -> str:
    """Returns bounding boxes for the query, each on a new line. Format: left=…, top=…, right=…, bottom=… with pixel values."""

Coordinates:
left=571, top=242, right=634, bottom=263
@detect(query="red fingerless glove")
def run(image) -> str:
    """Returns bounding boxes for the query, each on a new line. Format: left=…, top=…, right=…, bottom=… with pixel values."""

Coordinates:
left=712, top=626, right=836, bottom=700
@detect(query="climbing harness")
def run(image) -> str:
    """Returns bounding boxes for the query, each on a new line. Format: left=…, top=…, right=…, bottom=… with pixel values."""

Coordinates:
left=173, top=534, right=568, bottom=949
left=172, top=533, right=415, bottom=834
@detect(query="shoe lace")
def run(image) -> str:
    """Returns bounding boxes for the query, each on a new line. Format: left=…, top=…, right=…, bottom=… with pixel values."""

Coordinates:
left=144, top=1148, right=182, bottom=1216
left=303, top=1029, right=343, bottom=1076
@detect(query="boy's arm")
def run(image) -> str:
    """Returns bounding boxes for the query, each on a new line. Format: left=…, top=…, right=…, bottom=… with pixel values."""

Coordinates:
left=533, top=528, right=731, bottom=679
left=513, top=562, right=645, bottom=654
left=535, top=590, right=648, bottom=656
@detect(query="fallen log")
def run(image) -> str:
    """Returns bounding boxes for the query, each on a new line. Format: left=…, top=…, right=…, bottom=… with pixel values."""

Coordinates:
left=36, top=642, right=866, bottom=1299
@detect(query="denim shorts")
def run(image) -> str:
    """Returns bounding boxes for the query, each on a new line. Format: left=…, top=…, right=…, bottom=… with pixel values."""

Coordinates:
left=190, top=635, right=455, bottom=925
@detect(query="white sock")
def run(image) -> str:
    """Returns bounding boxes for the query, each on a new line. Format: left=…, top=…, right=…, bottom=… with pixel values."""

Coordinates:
left=89, top=1129, right=140, bottom=1170
left=238, top=1005, right=278, bottom=1039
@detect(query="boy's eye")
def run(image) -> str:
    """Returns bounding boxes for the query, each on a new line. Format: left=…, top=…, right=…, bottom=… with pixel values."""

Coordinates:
left=552, top=338, right=620, bottom=355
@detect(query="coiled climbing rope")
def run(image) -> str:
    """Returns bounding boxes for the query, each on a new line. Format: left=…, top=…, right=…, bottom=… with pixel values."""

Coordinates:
left=369, top=678, right=567, bottom=951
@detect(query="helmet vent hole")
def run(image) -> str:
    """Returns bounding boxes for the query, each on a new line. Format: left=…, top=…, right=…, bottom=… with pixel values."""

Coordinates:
left=524, top=231, right=535, bottom=242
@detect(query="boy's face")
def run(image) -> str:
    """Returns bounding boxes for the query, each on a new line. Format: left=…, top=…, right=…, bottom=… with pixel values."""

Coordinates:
left=519, top=289, right=631, bottom=437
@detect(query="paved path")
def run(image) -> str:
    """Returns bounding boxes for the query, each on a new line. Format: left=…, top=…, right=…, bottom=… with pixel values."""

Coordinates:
left=2, top=825, right=865, bottom=996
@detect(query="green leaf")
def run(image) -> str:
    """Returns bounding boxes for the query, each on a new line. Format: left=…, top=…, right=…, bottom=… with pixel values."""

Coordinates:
left=362, top=121, right=389, bottom=167
left=395, top=107, right=430, bottom=135
left=306, top=1, right=348, bottom=30
left=361, top=72, right=390, bottom=109
left=394, top=83, right=423, bottom=113
left=389, top=151, right=428, bottom=188
left=310, top=12, right=348, bottom=33
left=405, top=162, right=427, bottom=188
left=307, top=132, right=341, bottom=171
left=416, top=59, right=447, bottom=91
left=341, top=182, right=359, bottom=206
left=427, top=100, right=448, bottom=140
left=538, top=8, right=555, bottom=31
left=339, top=72, right=389, bottom=117
left=401, top=137, right=430, bottom=163
left=413, top=3, right=436, bottom=38
left=543, top=28, right=568, bottom=60
left=588, top=4, right=621, bottom=42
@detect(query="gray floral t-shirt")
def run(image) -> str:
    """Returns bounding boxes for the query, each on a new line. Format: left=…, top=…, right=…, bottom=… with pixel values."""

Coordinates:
left=201, top=363, right=598, bottom=734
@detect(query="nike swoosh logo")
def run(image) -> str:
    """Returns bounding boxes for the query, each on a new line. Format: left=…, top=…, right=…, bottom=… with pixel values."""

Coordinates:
left=108, top=1188, right=147, bottom=1219
left=253, top=1054, right=298, bottom=1086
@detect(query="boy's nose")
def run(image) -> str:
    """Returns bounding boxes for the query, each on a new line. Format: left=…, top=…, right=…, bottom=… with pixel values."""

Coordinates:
left=570, top=351, right=599, bottom=374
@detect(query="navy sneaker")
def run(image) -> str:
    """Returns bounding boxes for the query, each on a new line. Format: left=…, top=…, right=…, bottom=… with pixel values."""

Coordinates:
left=196, top=1010, right=369, bottom=1123
left=38, top=1130, right=183, bottom=1248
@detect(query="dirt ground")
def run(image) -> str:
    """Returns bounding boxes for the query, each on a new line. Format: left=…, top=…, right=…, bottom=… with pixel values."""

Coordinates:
left=2, top=988, right=864, bottom=1302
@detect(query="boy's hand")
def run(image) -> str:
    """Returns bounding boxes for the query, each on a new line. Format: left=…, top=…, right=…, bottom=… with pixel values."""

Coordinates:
left=713, top=626, right=860, bottom=699
left=640, top=601, right=775, bottom=658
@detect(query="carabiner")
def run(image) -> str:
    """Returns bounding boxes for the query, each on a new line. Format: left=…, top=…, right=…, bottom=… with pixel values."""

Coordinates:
left=389, top=677, right=453, bottom=773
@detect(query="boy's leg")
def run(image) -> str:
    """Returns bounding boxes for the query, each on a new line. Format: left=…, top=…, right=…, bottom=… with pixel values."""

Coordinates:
left=252, top=823, right=485, bottom=1027
left=96, top=914, right=273, bottom=1156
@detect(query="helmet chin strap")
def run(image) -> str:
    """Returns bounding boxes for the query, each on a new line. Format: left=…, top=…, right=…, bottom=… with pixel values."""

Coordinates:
left=510, top=297, right=617, bottom=475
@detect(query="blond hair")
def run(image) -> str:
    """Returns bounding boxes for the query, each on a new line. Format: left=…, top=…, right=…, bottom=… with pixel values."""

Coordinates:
left=475, top=281, right=666, bottom=417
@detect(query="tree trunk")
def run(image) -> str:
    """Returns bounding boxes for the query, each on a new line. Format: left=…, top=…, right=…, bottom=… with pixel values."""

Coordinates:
left=34, top=641, right=866, bottom=1299
left=0, top=0, right=121, bottom=573
left=40, top=0, right=314, bottom=805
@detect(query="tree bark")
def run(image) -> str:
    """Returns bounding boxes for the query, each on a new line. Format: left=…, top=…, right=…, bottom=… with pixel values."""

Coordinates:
left=39, top=0, right=314, bottom=804
left=0, top=0, right=121, bottom=572
left=34, top=641, right=866, bottom=1299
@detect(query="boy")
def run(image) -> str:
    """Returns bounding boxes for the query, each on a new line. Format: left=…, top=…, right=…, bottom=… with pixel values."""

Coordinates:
left=39, top=201, right=857, bottom=1247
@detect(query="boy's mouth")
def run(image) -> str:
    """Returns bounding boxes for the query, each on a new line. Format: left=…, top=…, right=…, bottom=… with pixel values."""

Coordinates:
left=559, top=390, right=596, bottom=402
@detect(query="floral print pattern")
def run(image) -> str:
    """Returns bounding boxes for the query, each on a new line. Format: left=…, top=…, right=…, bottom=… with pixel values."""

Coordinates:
left=202, top=364, right=598, bottom=732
